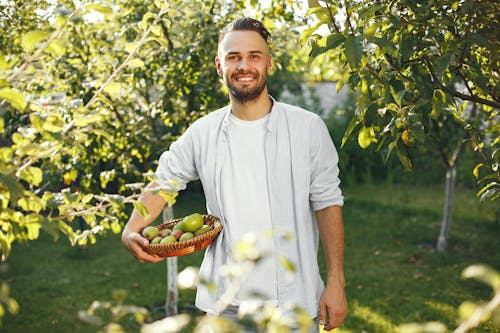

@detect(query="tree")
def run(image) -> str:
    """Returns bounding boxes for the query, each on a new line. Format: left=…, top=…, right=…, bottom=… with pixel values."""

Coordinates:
left=0, top=0, right=309, bottom=322
left=303, top=0, right=499, bottom=251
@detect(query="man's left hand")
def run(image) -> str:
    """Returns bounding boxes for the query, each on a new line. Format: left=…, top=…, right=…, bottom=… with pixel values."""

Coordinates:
left=318, top=280, right=347, bottom=331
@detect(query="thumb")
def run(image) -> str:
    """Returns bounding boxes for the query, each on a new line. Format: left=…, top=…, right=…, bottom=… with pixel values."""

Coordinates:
left=318, top=302, right=327, bottom=326
left=135, top=233, right=149, bottom=248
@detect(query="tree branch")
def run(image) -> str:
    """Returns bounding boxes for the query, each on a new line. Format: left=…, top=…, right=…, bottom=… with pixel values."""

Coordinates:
left=325, top=3, right=340, bottom=33
left=424, top=55, right=500, bottom=109
left=343, top=0, right=355, bottom=35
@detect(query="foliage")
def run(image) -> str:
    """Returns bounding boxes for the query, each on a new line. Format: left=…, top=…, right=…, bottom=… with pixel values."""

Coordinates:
left=302, top=0, right=499, bottom=201
left=0, top=0, right=310, bottom=326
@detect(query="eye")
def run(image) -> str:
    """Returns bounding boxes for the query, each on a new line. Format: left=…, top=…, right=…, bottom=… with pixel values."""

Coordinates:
left=250, top=54, right=260, bottom=60
left=227, top=55, right=239, bottom=61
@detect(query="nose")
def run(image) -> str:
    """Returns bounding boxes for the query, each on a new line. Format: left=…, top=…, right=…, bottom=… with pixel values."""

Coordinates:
left=237, top=57, right=250, bottom=70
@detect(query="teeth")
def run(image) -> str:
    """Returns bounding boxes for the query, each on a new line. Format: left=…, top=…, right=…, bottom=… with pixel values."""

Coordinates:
left=236, top=77, right=254, bottom=82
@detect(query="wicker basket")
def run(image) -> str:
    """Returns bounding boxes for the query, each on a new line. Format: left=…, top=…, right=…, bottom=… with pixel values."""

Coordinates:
left=145, top=214, right=222, bottom=257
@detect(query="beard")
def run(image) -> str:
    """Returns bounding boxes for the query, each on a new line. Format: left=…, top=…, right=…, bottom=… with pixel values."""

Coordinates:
left=225, top=69, right=268, bottom=103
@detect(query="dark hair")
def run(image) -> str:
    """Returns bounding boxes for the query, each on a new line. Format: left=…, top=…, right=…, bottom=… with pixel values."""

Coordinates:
left=219, top=17, right=272, bottom=45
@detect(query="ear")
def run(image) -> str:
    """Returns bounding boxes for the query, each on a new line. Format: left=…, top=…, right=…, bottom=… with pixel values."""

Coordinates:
left=215, top=56, right=223, bottom=77
left=267, top=54, right=273, bottom=72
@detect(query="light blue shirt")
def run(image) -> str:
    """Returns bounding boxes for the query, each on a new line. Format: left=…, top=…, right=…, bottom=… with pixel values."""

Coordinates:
left=156, top=97, right=344, bottom=316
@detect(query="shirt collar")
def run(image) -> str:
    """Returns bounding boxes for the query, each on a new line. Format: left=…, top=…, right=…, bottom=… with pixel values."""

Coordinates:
left=221, top=95, right=280, bottom=135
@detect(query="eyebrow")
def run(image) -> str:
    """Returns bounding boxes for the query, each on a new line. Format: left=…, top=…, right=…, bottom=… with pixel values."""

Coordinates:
left=226, top=50, right=264, bottom=55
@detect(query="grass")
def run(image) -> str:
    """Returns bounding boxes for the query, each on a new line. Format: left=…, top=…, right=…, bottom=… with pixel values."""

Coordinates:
left=2, top=183, right=499, bottom=333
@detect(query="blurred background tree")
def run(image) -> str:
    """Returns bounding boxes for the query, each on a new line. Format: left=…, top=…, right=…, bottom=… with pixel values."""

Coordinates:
left=302, top=0, right=499, bottom=251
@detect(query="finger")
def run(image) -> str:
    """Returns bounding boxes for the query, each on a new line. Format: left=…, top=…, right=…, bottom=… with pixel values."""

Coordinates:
left=324, top=310, right=345, bottom=331
left=318, top=302, right=327, bottom=327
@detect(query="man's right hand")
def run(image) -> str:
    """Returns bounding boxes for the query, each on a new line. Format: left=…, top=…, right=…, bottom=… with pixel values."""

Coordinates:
left=122, top=230, right=164, bottom=263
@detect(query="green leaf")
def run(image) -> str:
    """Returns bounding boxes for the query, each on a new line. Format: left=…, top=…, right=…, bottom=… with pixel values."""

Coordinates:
left=81, top=194, right=94, bottom=204
left=473, top=163, right=484, bottom=178
left=0, top=173, right=24, bottom=205
left=19, top=167, right=43, bottom=186
left=396, top=140, right=413, bottom=171
left=42, top=114, right=65, bottom=133
left=103, top=82, right=122, bottom=98
left=436, top=51, right=455, bottom=78
left=74, top=113, right=103, bottom=127
left=21, top=30, right=49, bottom=53
left=0, top=117, right=4, bottom=134
left=0, top=88, right=27, bottom=111
left=344, top=35, right=363, bottom=69
left=85, top=4, right=114, bottom=15
left=391, top=88, right=406, bottom=105
left=300, top=22, right=323, bottom=46
left=305, top=5, right=332, bottom=23
left=150, top=25, right=162, bottom=37
left=341, top=117, right=360, bottom=148
left=127, top=58, right=145, bottom=68
left=323, top=33, right=345, bottom=51
left=364, top=22, right=382, bottom=41
left=47, top=39, right=65, bottom=57
left=133, top=201, right=150, bottom=218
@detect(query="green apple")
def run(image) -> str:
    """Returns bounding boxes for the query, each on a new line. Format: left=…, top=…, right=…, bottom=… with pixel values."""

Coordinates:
left=151, top=236, right=163, bottom=244
left=180, top=213, right=204, bottom=232
left=160, top=235, right=177, bottom=244
left=179, top=232, right=194, bottom=242
left=160, top=228, right=172, bottom=237
left=141, top=226, right=160, bottom=241
left=194, top=224, right=212, bottom=236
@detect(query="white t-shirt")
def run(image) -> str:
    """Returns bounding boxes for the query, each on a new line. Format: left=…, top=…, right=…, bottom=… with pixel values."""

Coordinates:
left=220, top=112, right=277, bottom=304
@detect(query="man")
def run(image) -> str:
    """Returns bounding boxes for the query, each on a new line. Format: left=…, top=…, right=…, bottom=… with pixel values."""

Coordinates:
left=121, top=17, right=347, bottom=332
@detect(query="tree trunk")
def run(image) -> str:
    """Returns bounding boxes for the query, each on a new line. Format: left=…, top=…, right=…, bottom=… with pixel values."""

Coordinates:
left=437, top=164, right=457, bottom=252
left=163, top=206, right=178, bottom=316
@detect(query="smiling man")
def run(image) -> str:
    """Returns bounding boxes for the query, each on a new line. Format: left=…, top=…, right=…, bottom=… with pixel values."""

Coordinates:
left=121, top=17, right=347, bottom=332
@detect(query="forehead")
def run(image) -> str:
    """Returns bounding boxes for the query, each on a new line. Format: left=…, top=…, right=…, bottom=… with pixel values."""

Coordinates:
left=218, top=30, right=269, bottom=55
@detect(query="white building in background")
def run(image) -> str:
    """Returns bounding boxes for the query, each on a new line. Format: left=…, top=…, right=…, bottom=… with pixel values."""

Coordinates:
left=280, top=81, right=348, bottom=117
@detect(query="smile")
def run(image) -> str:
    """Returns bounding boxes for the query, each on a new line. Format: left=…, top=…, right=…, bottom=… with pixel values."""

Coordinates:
left=235, top=76, right=255, bottom=82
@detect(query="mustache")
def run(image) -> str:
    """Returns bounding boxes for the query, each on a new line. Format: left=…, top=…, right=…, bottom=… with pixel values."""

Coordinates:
left=231, top=70, right=259, bottom=79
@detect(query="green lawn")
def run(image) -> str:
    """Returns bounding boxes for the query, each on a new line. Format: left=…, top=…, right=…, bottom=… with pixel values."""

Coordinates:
left=2, top=183, right=499, bottom=333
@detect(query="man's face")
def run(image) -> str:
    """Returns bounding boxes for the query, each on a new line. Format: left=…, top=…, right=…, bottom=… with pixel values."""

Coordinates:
left=215, top=30, right=272, bottom=103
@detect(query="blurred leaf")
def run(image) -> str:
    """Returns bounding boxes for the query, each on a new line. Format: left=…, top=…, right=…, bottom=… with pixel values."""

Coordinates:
left=396, top=322, right=447, bottom=333
left=85, top=4, right=113, bottom=15
left=127, top=58, right=145, bottom=68
left=42, top=114, right=65, bottom=133
left=21, top=30, right=49, bottom=53
left=278, top=255, right=296, bottom=273
left=462, top=264, right=500, bottom=291
left=103, top=82, right=122, bottom=98
left=133, top=201, right=150, bottom=218
left=19, top=166, right=43, bottom=186
left=396, top=140, right=413, bottom=171
left=0, top=88, right=27, bottom=111
left=47, top=39, right=65, bottom=57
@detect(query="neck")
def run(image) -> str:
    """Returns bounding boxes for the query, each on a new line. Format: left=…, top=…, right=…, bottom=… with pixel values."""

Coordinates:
left=229, top=90, right=273, bottom=121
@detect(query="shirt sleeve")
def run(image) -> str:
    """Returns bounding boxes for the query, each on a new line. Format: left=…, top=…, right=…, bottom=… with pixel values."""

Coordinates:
left=309, top=115, right=344, bottom=211
left=156, top=126, right=199, bottom=191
